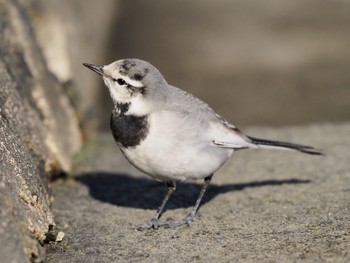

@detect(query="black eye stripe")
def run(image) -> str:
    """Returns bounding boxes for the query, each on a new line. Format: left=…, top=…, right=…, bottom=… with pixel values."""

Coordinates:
left=112, top=78, right=126, bottom=85
left=111, top=77, right=145, bottom=94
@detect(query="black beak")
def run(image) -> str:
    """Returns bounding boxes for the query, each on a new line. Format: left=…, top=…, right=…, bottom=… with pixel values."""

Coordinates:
left=83, top=63, right=105, bottom=76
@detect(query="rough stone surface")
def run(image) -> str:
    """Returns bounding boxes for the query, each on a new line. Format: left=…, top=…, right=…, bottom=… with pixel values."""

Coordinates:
left=0, top=0, right=81, bottom=261
left=26, top=0, right=119, bottom=134
left=47, top=123, right=350, bottom=262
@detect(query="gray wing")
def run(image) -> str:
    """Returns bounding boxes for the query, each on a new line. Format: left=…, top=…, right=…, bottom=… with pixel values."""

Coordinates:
left=165, top=85, right=258, bottom=149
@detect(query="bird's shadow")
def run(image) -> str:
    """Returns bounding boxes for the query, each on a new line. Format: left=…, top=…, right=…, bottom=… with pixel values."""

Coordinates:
left=76, top=172, right=310, bottom=210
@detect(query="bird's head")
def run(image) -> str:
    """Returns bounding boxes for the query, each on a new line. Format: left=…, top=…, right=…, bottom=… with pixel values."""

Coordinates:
left=83, top=59, right=168, bottom=116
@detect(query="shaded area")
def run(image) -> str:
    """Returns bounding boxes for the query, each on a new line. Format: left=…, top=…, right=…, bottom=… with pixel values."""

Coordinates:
left=46, top=124, right=350, bottom=263
left=76, top=172, right=310, bottom=210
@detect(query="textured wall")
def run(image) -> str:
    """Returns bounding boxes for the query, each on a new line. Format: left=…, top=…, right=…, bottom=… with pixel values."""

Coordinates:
left=27, top=0, right=119, bottom=135
left=0, top=0, right=81, bottom=261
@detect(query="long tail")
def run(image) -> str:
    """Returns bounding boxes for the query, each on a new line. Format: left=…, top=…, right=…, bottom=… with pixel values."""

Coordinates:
left=248, top=136, right=323, bottom=155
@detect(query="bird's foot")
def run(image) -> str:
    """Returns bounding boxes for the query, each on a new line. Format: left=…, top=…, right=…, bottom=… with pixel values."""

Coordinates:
left=163, top=213, right=200, bottom=228
left=137, top=217, right=175, bottom=231
left=137, top=214, right=200, bottom=230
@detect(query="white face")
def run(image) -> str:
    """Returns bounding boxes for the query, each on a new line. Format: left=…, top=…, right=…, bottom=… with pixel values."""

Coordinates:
left=102, top=65, right=152, bottom=116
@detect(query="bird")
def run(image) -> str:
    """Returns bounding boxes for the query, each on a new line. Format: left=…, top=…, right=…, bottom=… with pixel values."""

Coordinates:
left=83, top=59, right=322, bottom=230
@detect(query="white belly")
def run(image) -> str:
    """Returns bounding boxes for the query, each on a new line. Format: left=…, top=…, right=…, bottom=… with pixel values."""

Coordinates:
left=120, top=111, right=233, bottom=181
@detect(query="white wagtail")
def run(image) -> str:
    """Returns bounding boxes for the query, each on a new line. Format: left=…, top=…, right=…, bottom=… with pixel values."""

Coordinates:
left=83, top=59, right=322, bottom=230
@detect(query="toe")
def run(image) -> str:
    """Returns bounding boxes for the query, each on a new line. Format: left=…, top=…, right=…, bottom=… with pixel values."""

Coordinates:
left=137, top=218, right=159, bottom=231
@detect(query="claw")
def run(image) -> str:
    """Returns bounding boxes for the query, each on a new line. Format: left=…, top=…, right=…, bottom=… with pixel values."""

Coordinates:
left=137, top=215, right=200, bottom=230
left=137, top=218, right=160, bottom=231
left=165, top=214, right=200, bottom=228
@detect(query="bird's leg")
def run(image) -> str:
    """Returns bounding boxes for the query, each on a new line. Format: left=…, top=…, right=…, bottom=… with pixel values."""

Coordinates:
left=186, top=174, right=213, bottom=221
left=165, top=174, right=213, bottom=228
left=152, top=181, right=176, bottom=222
left=137, top=181, right=176, bottom=230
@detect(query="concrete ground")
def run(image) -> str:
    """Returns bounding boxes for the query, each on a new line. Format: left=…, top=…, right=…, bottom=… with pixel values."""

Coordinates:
left=46, top=123, right=350, bottom=262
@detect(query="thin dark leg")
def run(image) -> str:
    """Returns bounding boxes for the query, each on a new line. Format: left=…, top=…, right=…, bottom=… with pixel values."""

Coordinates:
left=187, top=174, right=213, bottom=219
left=165, top=174, right=213, bottom=228
left=153, top=181, right=176, bottom=221
left=137, top=181, right=176, bottom=230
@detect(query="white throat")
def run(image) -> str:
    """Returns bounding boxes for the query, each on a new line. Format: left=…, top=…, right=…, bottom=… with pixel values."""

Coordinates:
left=125, top=95, right=152, bottom=116
left=109, top=88, right=151, bottom=116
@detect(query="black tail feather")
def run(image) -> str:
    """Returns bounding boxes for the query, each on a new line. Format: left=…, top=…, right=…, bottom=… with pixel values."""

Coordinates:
left=248, top=136, right=323, bottom=155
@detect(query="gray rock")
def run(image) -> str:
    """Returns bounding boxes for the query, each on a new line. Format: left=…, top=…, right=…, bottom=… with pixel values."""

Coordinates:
left=26, top=0, right=120, bottom=135
left=0, top=0, right=81, bottom=261
left=47, top=123, right=350, bottom=262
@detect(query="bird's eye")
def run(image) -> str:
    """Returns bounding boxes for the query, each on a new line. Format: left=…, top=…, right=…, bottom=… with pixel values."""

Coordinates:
left=113, top=78, right=126, bottom=85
